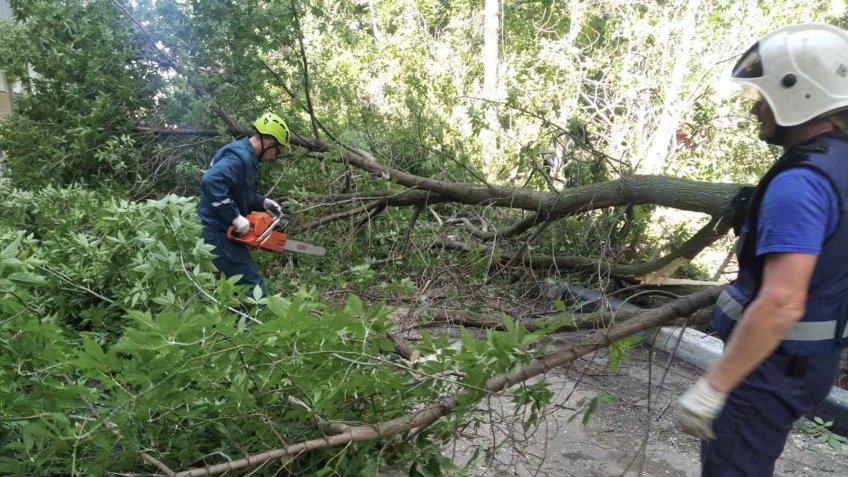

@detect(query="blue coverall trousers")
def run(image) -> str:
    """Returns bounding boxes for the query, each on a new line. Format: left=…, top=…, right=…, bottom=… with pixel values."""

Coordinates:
left=701, top=348, right=841, bottom=477
left=201, top=228, right=267, bottom=298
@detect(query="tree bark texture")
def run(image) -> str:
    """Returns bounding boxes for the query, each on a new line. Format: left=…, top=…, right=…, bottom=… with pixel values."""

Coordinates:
left=335, top=145, right=741, bottom=218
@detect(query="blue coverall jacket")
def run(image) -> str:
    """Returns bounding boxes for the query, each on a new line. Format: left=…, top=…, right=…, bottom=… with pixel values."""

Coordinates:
left=197, top=138, right=267, bottom=296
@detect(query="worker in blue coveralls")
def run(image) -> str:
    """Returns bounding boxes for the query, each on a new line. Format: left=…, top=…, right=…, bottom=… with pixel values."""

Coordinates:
left=676, top=24, right=848, bottom=477
left=197, top=112, right=291, bottom=298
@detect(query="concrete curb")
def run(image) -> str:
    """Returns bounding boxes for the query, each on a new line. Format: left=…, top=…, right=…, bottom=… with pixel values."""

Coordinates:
left=559, top=284, right=848, bottom=436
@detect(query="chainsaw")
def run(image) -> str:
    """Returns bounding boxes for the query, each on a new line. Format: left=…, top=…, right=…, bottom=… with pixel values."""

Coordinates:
left=226, top=212, right=326, bottom=256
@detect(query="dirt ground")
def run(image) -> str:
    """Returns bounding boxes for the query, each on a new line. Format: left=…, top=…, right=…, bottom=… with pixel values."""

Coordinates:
left=444, top=344, right=848, bottom=477
left=381, top=282, right=847, bottom=477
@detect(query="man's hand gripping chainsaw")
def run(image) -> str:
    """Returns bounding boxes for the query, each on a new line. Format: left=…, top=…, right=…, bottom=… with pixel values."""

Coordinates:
left=226, top=211, right=326, bottom=256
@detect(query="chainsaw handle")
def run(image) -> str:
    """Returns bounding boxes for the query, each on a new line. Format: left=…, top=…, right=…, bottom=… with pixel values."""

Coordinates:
left=226, top=224, right=240, bottom=240
left=226, top=221, right=254, bottom=240
left=277, top=214, right=291, bottom=232
left=226, top=211, right=288, bottom=245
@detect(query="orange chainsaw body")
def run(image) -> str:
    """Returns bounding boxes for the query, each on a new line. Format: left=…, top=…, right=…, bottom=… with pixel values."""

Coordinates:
left=226, top=212, right=288, bottom=253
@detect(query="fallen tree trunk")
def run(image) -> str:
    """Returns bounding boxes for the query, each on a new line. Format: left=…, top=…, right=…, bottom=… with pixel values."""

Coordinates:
left=335, top=146, right=742, bottom=218
left=137, top=128, right=742, bottom=234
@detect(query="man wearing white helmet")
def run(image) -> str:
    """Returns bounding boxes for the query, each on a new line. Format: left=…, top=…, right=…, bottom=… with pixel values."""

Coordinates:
left=677, top=24, right=848, bottom=476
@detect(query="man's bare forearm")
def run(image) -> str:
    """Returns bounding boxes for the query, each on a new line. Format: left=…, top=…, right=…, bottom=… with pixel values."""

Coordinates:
left=705, top=297, right=805, bottom=393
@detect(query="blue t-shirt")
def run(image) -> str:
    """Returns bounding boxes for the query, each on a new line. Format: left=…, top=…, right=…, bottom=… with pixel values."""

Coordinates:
left=756, top=168, right=839, bottom=256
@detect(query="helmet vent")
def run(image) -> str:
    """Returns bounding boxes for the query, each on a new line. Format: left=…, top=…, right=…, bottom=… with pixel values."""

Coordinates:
left=782, top=74, right=797, bottom=87
left=838, top=64, right=848, bottom=78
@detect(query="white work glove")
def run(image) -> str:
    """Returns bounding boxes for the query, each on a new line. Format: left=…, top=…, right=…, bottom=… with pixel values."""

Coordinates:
left=677, top=377, right=728, bottom=440
left=263, top=198, right=282, bottom=217
left=231, top=215, right=250, bottom=235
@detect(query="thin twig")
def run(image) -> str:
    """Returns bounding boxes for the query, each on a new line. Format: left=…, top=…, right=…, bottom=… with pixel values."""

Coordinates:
left=290, top=0, right=320, bottom=140
left=401, top=202, right=425, bottom=253
left=296, top=199, right=385, bottom=232
left=178, top=255, right=262, bottom=325
left=39, top=265, right=116, bottom=305
left=140, top=453, right=176, bottom=477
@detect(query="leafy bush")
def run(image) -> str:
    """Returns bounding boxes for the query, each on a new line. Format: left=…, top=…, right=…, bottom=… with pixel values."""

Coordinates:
left=0, top=182, right=222, bottom=335
left=0, top=0, right=158, bottom=190
left=0, top=181, right=555, bottom=475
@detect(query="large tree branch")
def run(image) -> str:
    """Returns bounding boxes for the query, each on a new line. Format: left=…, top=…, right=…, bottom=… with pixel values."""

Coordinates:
left=131, top=123, right=741, bottom=222
left=297, top=199, right=386, bottom=232
left=434, top=214, right=731, bottom=278
left=428, top=305, right=711, bottom=332
left=164, top=286, right=722, bottom=477
left=338, top=145, right=740, bottom=216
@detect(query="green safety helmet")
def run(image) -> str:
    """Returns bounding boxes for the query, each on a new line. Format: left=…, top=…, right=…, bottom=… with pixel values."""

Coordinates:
left=253, top=112, right=291, bottom=146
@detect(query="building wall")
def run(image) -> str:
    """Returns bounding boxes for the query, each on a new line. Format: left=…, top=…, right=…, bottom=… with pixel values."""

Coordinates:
left=0, top=0, right=11, bottom=176
left=0, top=72, right=11, bottom=119
left=0, top=0, right=11, bottom=119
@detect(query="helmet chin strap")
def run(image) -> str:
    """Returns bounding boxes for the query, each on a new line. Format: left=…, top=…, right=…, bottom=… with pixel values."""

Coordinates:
left=765, top=125, right=789, bottom=146
left=257, top=135, right=276, bottom=159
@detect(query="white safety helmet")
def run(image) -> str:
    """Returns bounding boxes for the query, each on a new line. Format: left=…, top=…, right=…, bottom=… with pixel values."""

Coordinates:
left=731, top=23, right=848, bottom=126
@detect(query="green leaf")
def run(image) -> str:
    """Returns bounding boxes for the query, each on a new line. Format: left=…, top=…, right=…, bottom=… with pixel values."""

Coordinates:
left=125, top=309, right=155, bottom=328
left=600, top=392, right=617, bottom=404
left=8, top=272, right=47, bottom=287
left=267, top=295, right=290, bottom=317
left=80, top=335, right=108, bottom=370
left=251, top=284, right=263, bottom=302
left=583, top=397, right=598, bottom=425
left=1, top=235, right=22, bottom=259
left=315, top=466, right=334, bottom=477
left=459, top=326, right=476, bottom=354
left=618, top=335, right=644, bottom=347
left=346, top=293, right=364, bottom=315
